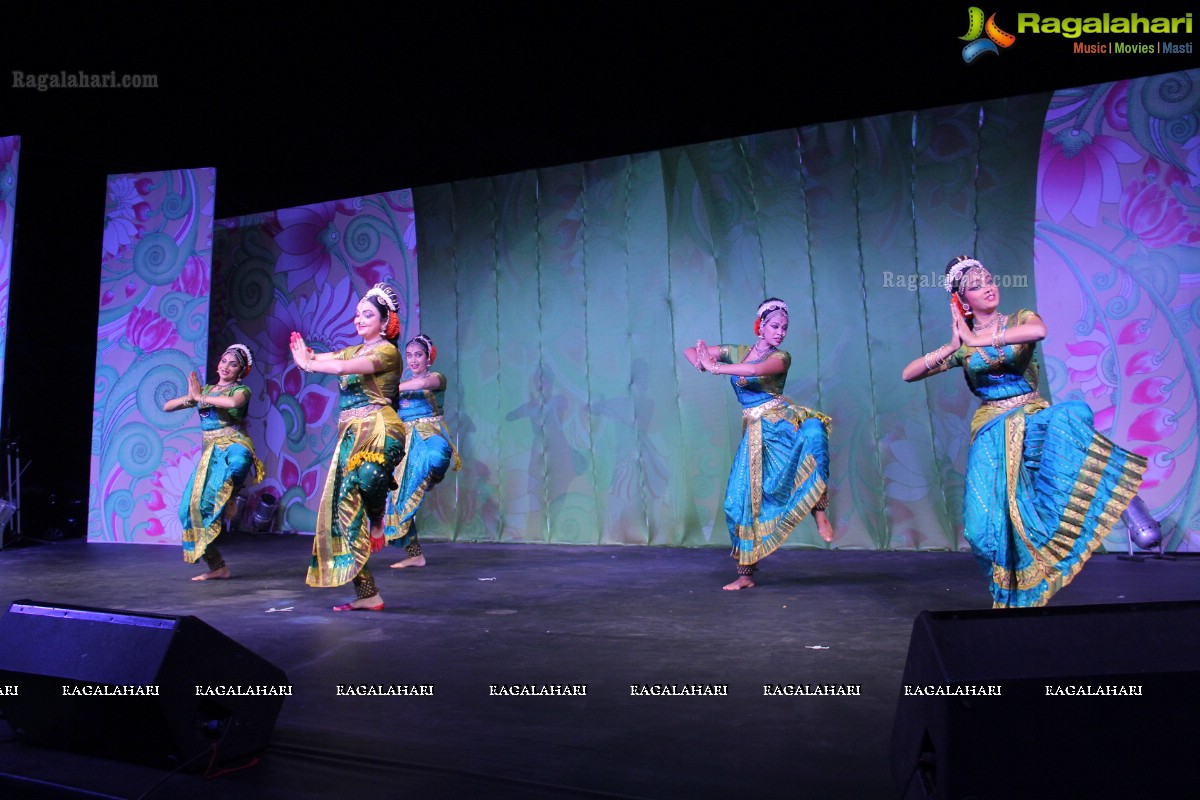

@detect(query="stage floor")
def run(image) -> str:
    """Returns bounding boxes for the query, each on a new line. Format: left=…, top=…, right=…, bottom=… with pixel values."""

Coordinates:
left=1, top=534, right=1196, bottom=799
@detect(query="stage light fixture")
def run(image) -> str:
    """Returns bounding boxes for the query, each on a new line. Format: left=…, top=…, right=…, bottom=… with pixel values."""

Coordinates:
left=250, top=493, right=278, bottom=533
left=0, top=499, right=16, bottom=530
left=1119, top=495, right=1168, bottom=561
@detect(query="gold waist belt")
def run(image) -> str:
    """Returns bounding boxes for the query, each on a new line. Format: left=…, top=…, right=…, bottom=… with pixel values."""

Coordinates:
left=742, top=397, right=785, bottom=421
left=202, top=427, right=245, bottom=444
left=981, top=390, right=1041, bottom=411
left=338, top=404, right=385, bottom=423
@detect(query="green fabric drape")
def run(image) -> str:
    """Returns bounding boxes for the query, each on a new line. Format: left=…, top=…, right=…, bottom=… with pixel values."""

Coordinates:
left=414, top=97, right=1049, bottom=549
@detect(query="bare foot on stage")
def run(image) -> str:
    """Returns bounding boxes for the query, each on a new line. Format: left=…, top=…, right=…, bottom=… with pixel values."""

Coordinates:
left=192, top=566, right=231, bottom=581
left=333, top=596, right=385, bottom=612
left=723, top=576, right=755, bottom=591
left=815, top=510, right=834, bottom=544
left=390, top=555, right=426, bottom=569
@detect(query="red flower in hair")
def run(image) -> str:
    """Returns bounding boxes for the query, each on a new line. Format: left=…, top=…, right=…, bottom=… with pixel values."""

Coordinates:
left=952, top=293, right=973, bottom=319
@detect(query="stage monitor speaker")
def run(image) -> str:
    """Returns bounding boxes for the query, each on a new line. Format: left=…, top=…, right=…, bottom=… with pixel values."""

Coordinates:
left=890, top=600, right=1200, bottom=800
left=0, top=600, right=288, bottom=770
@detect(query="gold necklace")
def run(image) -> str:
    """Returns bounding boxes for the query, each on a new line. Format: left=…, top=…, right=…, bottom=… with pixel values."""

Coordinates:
left=745, top=344, right=775, bottom=362
left=359, top=339, right=387, bottom=356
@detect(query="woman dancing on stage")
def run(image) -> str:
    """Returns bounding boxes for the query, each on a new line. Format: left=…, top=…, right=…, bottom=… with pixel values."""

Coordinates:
left=291, top=283, right=405, bottom=611
left=684, top=298, right=833, bottom=590
left=384, top=334, right=460, bottom=569
left=902, top=255, right=1146, bottom=608
left=162, top=344, right=263, bottom=580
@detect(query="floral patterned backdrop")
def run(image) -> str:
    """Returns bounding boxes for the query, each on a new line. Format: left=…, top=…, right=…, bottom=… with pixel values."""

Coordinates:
left=0, top=135, right=17, bottom=430
left=1036, top=68, right=1200, bottom=551
left=88, top=168, right=216, bottom=543
left=83, top=70, right=1196, bottom=552
left=209, top=191, right=419, bottom=535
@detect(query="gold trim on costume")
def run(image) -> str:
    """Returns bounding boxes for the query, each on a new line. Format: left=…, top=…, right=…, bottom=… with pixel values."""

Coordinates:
left=988, top=408, right=1148, bottom=608
left=742, top=397, right=785, bottom=421
left=748, top=414, right=764, bottom=522
left=408, top=415, right=462, bottom=470
left=202, top=426, right=246, bottom=444
left=982, top=390, right=1042, bottom=411
left=732, top=456, right=824, bottom=565
left=338, top=403, right=386, bottom=424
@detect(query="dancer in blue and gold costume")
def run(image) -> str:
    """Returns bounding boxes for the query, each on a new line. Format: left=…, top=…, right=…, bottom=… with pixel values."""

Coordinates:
left=903, top=256, right=1146, bottom=607
left=685, top=298, right=833, bottom=590
left=384, top=334, right=460, bottom=569
left=291, top=283, right=405, bottom=611
left=163, top=343, right=263, bottom=581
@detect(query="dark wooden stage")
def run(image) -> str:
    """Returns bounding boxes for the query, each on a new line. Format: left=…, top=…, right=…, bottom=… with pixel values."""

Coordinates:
left=0, top=534, right=1196, bottom=799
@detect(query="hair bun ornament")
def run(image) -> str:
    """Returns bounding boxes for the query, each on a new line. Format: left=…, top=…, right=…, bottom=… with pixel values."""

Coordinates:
left=945, top=256, right=983, bottom=294
left=364, top=282, right=399, bottom=311
left=754, top=318, right=762, bottom=336
left=385, top=313, right=401, bottom=339
left=756, top=298, right=789, bottom=316
left=755, top=298, right=789, bottom=320
left=225, top=343, right=254, bottom=376
left=408, top=333, right=436, bottom=361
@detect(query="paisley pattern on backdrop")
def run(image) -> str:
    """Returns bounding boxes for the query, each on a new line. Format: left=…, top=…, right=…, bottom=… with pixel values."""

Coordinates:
left=209, top=190, right=418, bottom=535
left=1035, top=68, right=1200, bottom=551
left=83, top=70, right=1196, bottom=553
left=88, top=168, right=217, bottom=543
left=0, top=135, right=18, bottom=428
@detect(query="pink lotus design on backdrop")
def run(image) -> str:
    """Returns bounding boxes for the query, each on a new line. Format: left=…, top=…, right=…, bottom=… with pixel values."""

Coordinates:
left=1136, top=444, right=1176, bottom=491
left=150, top=447, right=202, bottom=542
left=278, top=451, right=323, bottom=499
left=103, top=212, right=139, bottom=258
left=102, top=176, right=142, bottom=257
left=1037, top=129, right=1141, bottom=227
left=261, top=363, right=338, bottom=454
left=125, top=306, right=179, bottom=353
left=271, top=200, right=362, bottom=292
left=258, top=280, right=359, bottom=363
left=1036, top=72, right=1200, bottom=551
left=172, top=255, right=211, bottom=297
left=1117, top=161, right=1198, bottom=249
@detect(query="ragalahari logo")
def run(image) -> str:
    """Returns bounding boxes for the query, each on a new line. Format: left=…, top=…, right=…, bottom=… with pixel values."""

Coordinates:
left=960, top=7, right=1017, bottom=62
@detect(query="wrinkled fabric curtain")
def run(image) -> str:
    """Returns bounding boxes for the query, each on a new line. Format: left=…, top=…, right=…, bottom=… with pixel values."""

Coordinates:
left=414, top=96, right=1047, bottom=550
